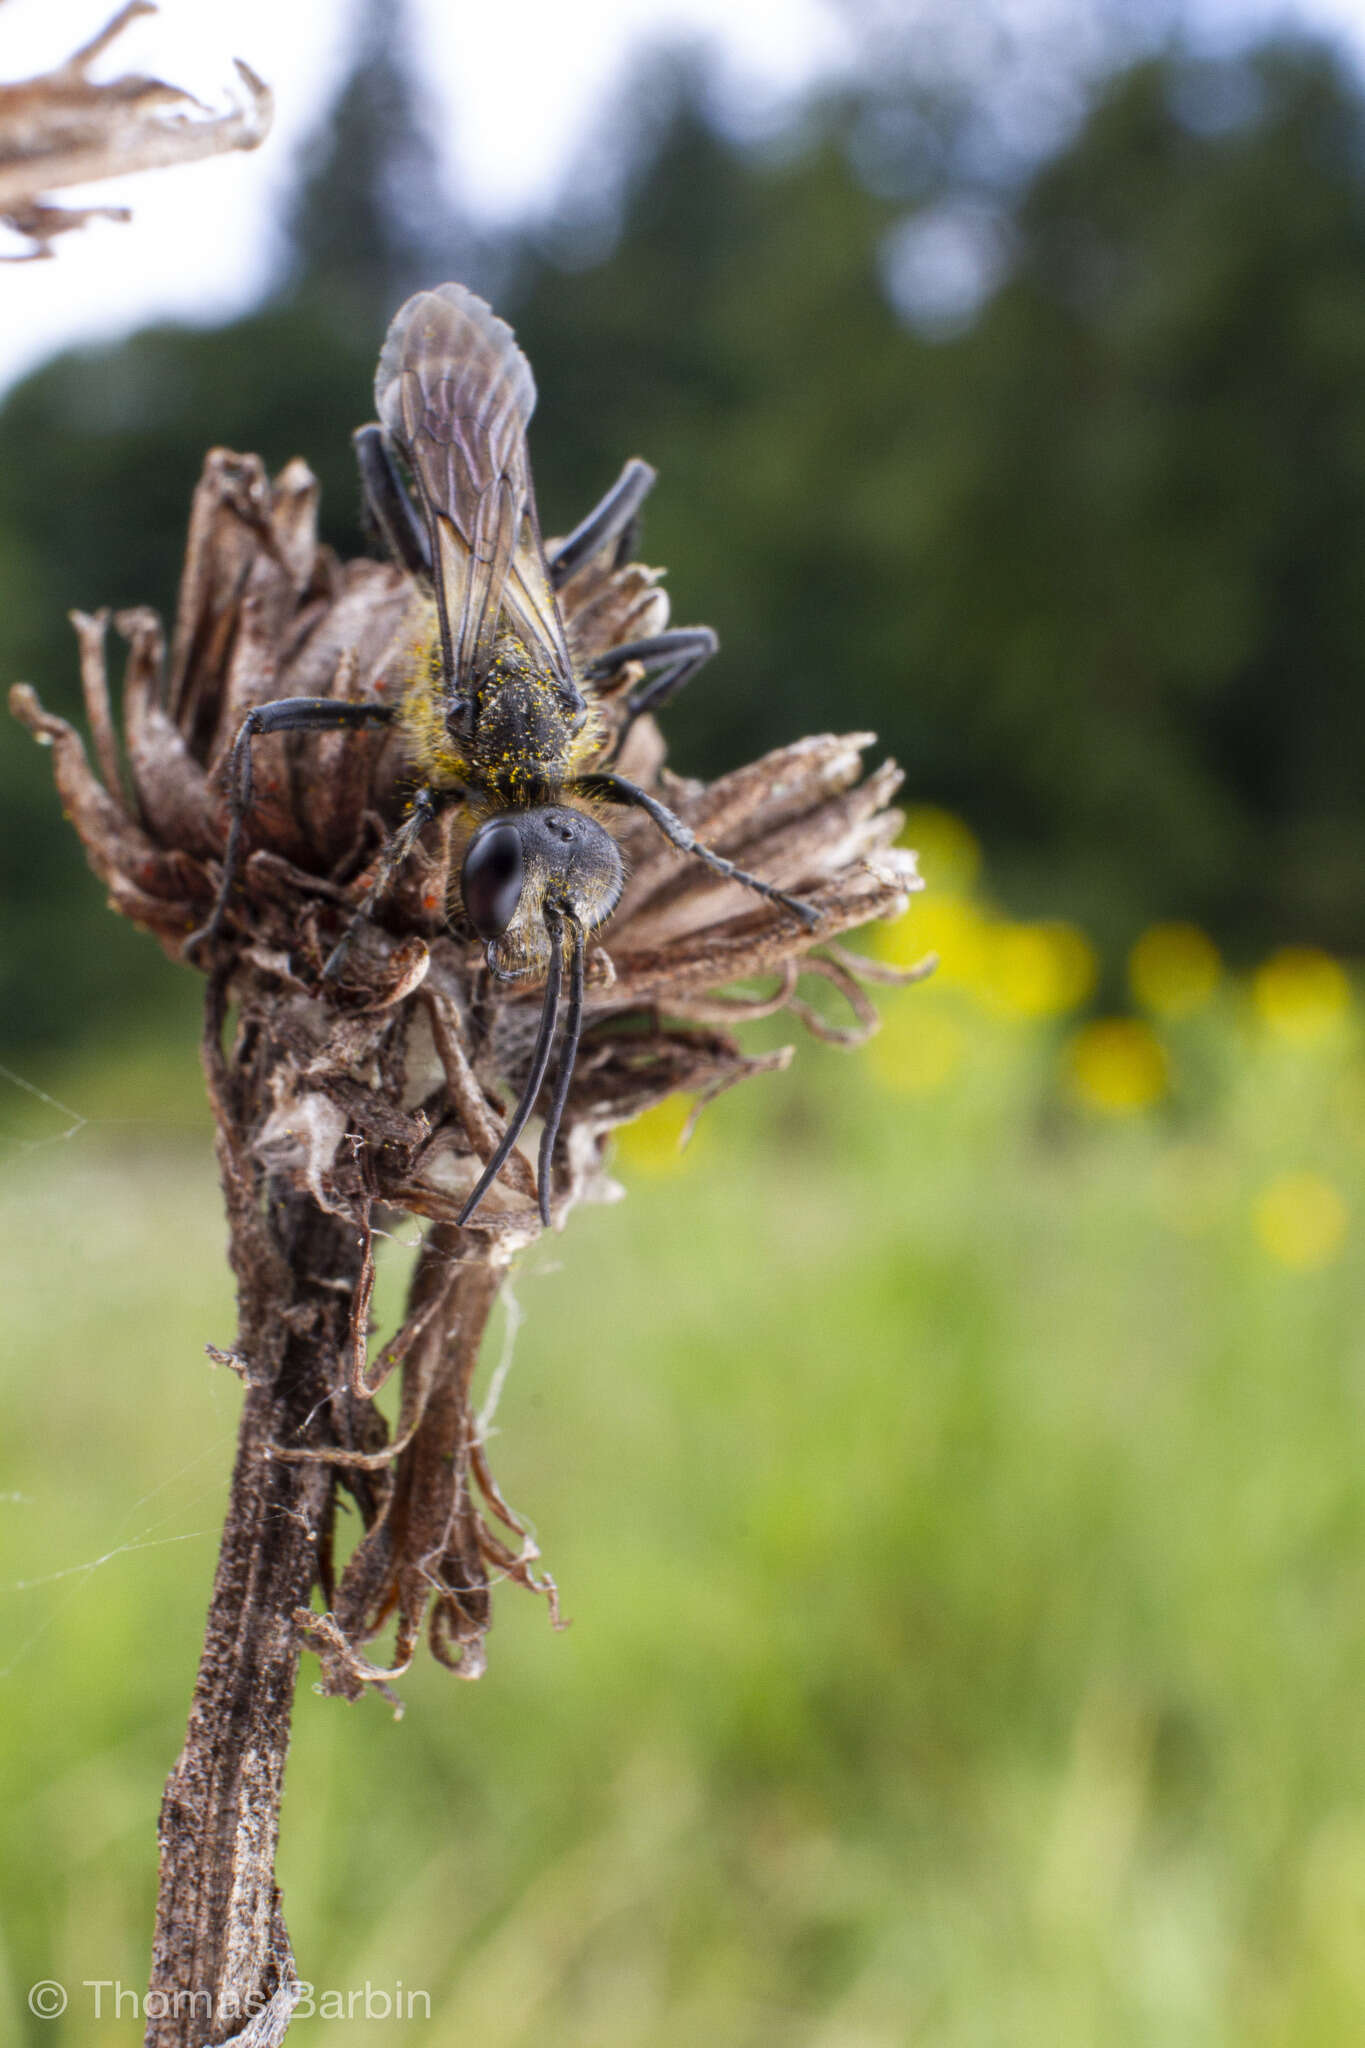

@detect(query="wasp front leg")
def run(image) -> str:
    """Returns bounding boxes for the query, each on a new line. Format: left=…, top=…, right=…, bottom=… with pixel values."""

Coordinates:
left=571, top=768, right=820, bottom=927
left=185, top=696, right=397, bottom=960
left=321, top=783, right=454, bottom=983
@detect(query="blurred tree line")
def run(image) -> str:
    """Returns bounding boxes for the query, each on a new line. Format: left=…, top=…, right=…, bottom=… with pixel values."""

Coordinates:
left=3, top=5, right=1363, bottom=1054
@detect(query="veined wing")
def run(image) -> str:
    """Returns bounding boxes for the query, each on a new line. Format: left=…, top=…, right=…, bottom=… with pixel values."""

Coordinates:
left=374, top=284, right=581, bottom=710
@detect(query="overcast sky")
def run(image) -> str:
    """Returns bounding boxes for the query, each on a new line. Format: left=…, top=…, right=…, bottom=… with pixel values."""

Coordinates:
left=3, top=0, right=1365, bottom=395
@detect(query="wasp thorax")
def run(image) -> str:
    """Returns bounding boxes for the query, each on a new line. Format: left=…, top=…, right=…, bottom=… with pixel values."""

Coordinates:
left=462, top=806, right=624, bottom=975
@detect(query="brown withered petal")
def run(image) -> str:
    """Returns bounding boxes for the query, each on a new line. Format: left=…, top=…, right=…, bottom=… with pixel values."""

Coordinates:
left=0, top=4, right=271, bottom=261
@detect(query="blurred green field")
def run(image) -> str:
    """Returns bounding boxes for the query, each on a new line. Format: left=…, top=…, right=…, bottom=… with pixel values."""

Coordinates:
left=2, top=829, right=1363, bottom=2046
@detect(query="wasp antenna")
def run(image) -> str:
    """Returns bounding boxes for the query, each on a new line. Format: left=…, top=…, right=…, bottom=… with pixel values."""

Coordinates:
left=458, top=917, right=564, bottom=1227
left=536, top=912, right=585, bottom=1227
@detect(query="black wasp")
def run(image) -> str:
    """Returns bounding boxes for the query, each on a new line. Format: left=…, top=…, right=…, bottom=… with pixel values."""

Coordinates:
left=189, top=283, right=818, bottom=1226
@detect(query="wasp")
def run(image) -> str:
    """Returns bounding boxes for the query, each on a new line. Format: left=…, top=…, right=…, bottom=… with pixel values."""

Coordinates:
left=189, top=283, right=818, bottom=1226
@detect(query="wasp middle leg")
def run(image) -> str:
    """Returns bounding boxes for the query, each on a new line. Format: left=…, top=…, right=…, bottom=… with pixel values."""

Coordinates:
left=184, top=696, right=398, bottom=961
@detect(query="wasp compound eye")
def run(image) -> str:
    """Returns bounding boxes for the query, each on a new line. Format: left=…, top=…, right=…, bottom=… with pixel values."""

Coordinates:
left=462, top=821, right=524, bottom=938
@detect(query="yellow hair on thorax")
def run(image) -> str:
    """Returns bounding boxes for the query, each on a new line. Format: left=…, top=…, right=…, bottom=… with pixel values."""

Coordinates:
left=396, top=612, right=468, bottom=788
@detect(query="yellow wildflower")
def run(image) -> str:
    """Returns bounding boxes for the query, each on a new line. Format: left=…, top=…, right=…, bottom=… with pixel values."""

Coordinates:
left=615, top=1096, right=706, bottom=1175
left=1254, top=1171, right=1349, bottom=1270
left=984, top=920, right=1097, bottom=1020
left=874, top=892, right=989, bottom=986
left=1252, top=947, right=1351, bottom=1042
left=1067, top=1017, right=1169, bottom=1114
left=899, top=806, right=982, bottom=895
left=1129, top=922, right=1221, bottom=1018
left=868, top=1002, right=966, bottom=1096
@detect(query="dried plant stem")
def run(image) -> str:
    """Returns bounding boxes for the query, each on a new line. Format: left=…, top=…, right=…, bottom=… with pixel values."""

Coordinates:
left=144, top=969, right=523, bottom=2045
left=145, top=983, right=366, bottom=2046
left=146, top=1235, right=338, bottom=2047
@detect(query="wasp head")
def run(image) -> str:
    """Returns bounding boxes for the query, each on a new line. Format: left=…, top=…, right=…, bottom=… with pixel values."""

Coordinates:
left=461, top=805, right=624, bottom=976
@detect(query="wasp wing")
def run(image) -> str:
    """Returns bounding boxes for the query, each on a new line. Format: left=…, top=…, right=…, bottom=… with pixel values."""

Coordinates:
left=374, top=284, right=582, bottom=713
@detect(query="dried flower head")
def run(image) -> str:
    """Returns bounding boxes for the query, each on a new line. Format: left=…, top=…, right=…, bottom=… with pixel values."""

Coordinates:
left=12, top=437, right=922, bottom=1695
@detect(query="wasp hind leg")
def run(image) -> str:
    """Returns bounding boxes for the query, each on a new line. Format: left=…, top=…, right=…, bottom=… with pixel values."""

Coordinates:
left=353, top=422, right=433, bottom=581
left=571, top=769, right=820, bottom=927
left=184, top=696, right=397, bottom=961
left=548, top=458, right=657, bottom=588
left=587, top=626, right=719, bottom=763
